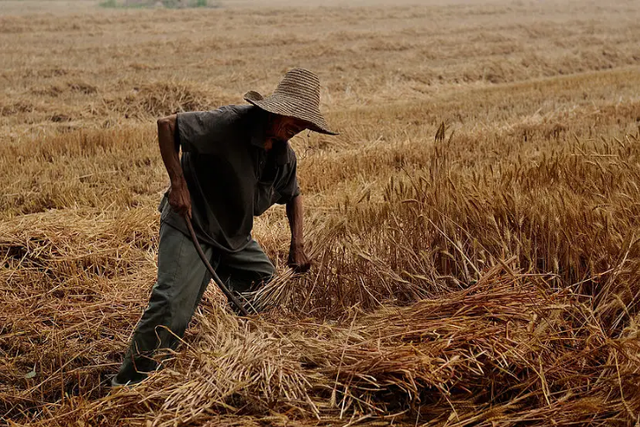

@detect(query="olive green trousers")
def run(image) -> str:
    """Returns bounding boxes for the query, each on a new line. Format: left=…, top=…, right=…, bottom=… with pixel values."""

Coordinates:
left=112, top=222, right=274, bottom=386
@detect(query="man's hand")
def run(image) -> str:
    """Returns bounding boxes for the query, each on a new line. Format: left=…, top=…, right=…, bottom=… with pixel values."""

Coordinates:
left=169, top=176, right=192, bottom=218
left=287, top=243, right=311, bottom=273
left=286, top=195, right=310, bottom=273
left=157, top=114, right=191, bottom=218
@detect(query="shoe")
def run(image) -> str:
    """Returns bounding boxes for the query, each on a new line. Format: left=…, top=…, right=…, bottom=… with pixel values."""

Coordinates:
left=110, top=372, right=146, bottom=389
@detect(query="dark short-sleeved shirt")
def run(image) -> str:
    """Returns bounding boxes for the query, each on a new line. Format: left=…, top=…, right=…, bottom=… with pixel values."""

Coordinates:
left=159, top=104, right=300, bottom=253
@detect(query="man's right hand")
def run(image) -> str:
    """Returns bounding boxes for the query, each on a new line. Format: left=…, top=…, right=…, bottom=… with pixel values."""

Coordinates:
left=168, top=176, right=192, bottom=218
left=157, top=114, right=191, bottom=218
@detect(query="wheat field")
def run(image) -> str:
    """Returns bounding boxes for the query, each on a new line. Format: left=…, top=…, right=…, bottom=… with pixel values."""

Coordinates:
left=1, top=0, right=640, bottom=425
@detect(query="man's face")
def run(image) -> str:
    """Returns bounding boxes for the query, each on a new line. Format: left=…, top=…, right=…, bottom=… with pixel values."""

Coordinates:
left=266, top=114, right=308, bottom=146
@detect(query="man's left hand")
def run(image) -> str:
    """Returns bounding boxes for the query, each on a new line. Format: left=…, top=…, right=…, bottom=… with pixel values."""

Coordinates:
left=288, top=244, right=311, bottom=273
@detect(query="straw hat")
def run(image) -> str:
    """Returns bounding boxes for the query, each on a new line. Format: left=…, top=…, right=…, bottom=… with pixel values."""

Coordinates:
left=244, top=68, right=338, bottom=135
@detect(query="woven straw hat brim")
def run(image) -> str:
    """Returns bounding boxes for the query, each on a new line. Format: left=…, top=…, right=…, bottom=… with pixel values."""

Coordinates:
left=244, top=91, right=338, bottom=136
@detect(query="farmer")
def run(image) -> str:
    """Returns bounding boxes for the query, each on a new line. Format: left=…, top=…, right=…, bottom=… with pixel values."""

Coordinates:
left=112, top=68, right=337, bottom=387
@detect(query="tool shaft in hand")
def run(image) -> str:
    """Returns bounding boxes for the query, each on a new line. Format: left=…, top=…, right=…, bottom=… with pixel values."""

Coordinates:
left=184, top=215, right=249, bottom=316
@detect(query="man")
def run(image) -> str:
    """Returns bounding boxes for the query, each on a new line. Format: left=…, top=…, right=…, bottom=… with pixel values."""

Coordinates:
left=112, top=68, right=337, bottom=387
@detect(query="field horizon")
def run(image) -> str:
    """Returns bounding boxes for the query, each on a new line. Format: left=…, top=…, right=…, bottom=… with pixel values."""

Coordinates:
left=1, top=0, right=640, bottom=425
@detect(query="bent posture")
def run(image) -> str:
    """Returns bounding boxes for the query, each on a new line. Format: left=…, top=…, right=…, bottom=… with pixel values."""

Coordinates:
left=113, top=68, right=337, bottom=386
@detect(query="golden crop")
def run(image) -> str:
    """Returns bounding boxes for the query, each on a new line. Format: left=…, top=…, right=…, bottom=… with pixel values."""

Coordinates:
left=1, top=0, right=639, bottom=425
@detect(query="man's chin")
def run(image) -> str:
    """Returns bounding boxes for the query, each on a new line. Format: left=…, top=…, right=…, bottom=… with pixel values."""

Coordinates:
left=266, top=135, right=288, bottom=143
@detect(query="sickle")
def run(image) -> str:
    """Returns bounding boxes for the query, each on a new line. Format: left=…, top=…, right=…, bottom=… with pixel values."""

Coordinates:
left=184, top=215, right=250, bottom=316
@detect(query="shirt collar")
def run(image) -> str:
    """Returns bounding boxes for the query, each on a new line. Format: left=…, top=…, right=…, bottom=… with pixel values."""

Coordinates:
left=273, top=141, right=293, bottom=166
left=250, top=108, right=269, bottom=148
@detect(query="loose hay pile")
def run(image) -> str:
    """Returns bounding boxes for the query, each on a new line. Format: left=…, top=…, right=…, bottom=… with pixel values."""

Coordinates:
left=3, top=254, right=639, bottom=425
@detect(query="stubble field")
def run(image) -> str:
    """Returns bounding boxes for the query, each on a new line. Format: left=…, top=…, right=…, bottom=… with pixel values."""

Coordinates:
left=1, top=0, right=640, bottom=425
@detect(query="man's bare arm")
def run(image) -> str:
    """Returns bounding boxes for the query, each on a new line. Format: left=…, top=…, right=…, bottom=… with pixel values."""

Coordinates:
left=157, top=115, right=191, bottom=218
left=286, top=195, right=311, bottom=272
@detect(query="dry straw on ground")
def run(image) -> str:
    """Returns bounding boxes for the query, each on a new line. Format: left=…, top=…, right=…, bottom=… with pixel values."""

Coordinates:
left=1, top=0, right=640, bottom=425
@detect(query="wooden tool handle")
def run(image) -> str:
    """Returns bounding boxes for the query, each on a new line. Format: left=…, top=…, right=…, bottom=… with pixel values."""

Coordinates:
left=184, top=215, right=250, bottom=316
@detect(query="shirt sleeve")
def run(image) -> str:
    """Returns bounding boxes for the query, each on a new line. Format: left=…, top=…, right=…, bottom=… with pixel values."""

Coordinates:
left=175, top=107, right=234, bottom=154
left=273, top=150, right=301, bottom=205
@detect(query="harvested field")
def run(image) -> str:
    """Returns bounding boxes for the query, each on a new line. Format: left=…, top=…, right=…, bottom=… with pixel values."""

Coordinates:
left=1, top=0, right=640, bottom=425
